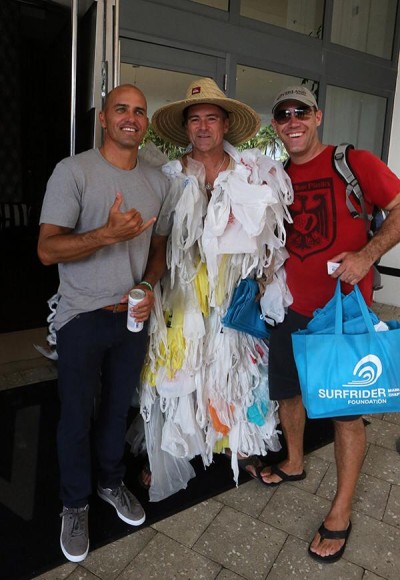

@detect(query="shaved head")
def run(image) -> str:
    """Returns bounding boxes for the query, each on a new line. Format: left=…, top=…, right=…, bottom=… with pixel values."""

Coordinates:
left=103, top=84, right=147, bottom=113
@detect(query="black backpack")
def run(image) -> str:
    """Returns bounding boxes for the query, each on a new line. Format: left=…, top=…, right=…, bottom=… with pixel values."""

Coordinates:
left=333, top=143, right=386, bottom=290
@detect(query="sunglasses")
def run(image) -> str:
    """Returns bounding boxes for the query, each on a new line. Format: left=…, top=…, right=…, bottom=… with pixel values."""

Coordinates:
left=273, top=106, right=314, bottom=125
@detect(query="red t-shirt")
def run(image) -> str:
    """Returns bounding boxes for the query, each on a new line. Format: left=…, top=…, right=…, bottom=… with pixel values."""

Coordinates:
left=285, top=145, right=400, bottom=316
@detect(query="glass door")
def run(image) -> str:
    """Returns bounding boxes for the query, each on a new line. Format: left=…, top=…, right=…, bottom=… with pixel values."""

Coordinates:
left=120, top=39, right=226, bottom=120
left=0, top=0, right=118, bottom=333
left=0, top=0, right=73, bottom=332
left=76, top=0, right=120, bottom=151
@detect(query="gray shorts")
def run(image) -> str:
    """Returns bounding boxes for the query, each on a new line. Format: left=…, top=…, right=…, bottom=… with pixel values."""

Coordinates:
left=268, top=308, right=359, bottom=422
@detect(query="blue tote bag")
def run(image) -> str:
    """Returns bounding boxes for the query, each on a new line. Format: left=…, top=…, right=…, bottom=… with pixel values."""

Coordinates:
left=292, top=280, right=400, bottom=418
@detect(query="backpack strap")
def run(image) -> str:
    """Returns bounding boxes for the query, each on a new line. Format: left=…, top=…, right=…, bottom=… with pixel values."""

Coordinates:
left=333, top=143, right=372, bottom=230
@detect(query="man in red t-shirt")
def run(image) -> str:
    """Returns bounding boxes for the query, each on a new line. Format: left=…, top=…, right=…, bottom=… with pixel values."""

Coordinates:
left=259, top=85, right=400, bottom=563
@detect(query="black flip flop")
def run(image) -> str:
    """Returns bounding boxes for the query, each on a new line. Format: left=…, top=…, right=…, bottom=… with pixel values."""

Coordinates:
left=308, top=521, right=352, bottom=564
left=237, top=455, right=265, bottom=481
left=256, top=464, right=306, bottom=487
left=222, top=453, right=265, bottom=481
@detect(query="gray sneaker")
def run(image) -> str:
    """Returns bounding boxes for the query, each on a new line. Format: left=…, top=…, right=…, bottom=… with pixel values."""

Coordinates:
left=97, top=482, right=146, bottom=526
left=60, top=504, right=89, bottom=562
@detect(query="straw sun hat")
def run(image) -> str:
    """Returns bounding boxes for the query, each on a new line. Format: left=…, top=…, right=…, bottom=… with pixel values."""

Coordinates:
left=151, top=77, right=261, bottom=147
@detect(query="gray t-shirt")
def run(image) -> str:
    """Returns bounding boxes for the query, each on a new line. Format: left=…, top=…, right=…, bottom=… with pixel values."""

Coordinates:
left=40, top=148, right=168, bottom=329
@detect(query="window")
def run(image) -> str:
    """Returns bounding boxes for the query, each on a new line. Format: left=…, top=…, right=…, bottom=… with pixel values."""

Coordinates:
left=323, top=85, right=386, bottom=155
left=189, top=0, right=229, bottom=10
left=120, top=63, right=203, bottom=119
left=240, top=0, right=324, bottom=37
left=331, top=0, right=397, bottom=59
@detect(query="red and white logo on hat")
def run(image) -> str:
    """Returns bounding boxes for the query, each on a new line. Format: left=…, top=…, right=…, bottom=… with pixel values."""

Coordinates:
left=192, top=87, right=201, bottom=95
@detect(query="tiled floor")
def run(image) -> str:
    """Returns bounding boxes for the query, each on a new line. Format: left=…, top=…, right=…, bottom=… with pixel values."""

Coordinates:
left=31, top=411, right=400, bottom=580
left=0, top=327, right=57, bottom=391
left=2, top=302, right=400, bottom=580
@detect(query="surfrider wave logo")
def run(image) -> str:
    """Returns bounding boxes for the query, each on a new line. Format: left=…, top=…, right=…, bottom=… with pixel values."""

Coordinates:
left=342, top=354, right=382, bottom=387
left=317, top=353, right=400, bottom=408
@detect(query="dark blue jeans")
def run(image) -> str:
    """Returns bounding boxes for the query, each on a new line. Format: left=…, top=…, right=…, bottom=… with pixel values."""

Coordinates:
left=56, top=309, right=148, bottom=508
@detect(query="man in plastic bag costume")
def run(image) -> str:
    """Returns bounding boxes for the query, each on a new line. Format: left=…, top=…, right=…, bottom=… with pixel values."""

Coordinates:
left=139, top=78, right=294, bottom=501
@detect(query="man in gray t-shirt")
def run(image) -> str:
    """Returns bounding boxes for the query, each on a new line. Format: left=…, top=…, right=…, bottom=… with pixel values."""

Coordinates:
left=38, top=84, right=168, bottom=563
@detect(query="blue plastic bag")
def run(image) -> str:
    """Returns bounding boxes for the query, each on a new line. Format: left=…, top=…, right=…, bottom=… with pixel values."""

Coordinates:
left=222, top=278, right=270, bottom=339
left=292, top=280, right=400, bottom=418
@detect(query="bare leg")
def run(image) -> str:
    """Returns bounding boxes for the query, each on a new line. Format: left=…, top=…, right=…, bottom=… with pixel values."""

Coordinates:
left=309, top=417, right=366, bottom=558
left=257, top=395, right=306, bottom=482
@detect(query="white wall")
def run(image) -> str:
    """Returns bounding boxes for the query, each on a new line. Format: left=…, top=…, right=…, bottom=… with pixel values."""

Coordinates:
left=374, top=52, right=400, bottom=306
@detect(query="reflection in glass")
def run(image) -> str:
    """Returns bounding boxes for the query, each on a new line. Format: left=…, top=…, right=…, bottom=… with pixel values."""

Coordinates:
left=189, top=0, right=228, bottom=10
left=240, top=0, right=324, bottom=37
left=323, top=85, right=386, bottom=156
left=236, top=65, right=318, bottom=159
left=331, top=0, right=397, bottom=59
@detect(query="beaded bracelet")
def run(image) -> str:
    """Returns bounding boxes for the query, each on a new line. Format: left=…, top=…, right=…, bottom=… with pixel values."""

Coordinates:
left=139, top=280, right=153, bottom=292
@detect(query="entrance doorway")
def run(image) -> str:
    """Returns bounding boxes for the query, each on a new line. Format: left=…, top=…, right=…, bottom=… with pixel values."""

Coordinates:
left=0, top=0, right=71, bottom=332
left=1, top=0, right=116, bottom=333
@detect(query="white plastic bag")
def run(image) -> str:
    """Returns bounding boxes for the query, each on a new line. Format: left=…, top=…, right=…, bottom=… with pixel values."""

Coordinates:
left=145, top=399, right=196, bottom=502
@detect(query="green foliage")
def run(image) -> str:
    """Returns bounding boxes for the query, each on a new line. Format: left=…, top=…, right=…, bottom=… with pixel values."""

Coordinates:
left=238, top=125, right=288, bottom=161
left=143, top=125, right=185, bottom=160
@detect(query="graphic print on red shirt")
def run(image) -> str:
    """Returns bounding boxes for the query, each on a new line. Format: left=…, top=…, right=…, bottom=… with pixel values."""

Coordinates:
left=288, top=177, right=336, bottom=261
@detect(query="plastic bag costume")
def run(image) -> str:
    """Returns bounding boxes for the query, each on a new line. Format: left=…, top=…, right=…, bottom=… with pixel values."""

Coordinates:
left=139, top=141, right=294, bottom=501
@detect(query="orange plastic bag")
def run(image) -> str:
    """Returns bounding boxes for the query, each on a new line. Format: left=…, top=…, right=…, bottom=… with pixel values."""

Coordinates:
left=208, top=402, right=234, bottom=435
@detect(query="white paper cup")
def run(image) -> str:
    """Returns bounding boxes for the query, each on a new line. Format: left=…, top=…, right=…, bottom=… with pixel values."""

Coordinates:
left=127, top=289, right=145, bottom=332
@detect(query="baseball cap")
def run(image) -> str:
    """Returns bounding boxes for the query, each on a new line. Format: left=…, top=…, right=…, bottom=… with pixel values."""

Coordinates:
left=272, top=85, right=318, bottom=113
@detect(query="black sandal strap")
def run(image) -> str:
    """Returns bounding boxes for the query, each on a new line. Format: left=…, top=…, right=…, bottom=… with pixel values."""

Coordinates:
left=318, top=522, right=349, bottom=540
